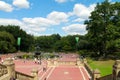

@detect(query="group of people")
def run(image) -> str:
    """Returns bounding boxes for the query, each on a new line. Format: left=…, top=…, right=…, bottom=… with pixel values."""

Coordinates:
left=34, top=58, right=41, bottom=64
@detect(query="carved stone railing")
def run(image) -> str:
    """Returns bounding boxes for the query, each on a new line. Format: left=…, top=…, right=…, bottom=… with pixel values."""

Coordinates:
left=84, top=62, right=93, bottom=77
left=83, top=58, right=93, bottom=78
left=15, top=69, right=38, bottom=80
left=0, top=64, right=8, bottom=77
left=15, top=71, right=34, bottom=80
left=96, top=74, right=112, bottom=80
left=58, top=61, right=77, bottom=65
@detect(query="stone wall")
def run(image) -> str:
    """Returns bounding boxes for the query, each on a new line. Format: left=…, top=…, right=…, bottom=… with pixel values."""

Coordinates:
left=0, top=58, right=38, bottom=80
left=15, top=71, right=34, bottom=80
left=47, top=58, right=83, bottom=66
left=0, top=64, right=8, bottom=77
left=96, top=74, right=112, bottom=80
left=84, top=62, right=93, bottom=78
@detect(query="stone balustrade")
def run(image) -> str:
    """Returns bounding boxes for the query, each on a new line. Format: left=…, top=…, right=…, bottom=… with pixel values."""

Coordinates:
left=0, top=58, right=38, bottom=80
left=0, top=64, right=8, bottom=77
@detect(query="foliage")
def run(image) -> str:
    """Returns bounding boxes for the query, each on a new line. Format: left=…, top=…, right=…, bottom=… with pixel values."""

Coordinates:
left=0, top=31, right=16, bottom=53
left=0, top=25, right=34, bottom=52
left=85, top=0, right=120, bottom=57
left=35, top=34, right=61, bottom=51
left=1, top=0, right=120, bottom=56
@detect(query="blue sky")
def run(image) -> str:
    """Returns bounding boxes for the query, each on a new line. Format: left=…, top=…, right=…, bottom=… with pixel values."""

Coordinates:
left=0, top=0, right=119, bottom=36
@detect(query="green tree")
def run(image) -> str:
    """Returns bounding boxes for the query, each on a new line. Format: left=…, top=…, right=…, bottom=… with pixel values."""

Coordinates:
left=35, top=34, right=61, bottom=52
left=85, top=0, right=120, bottom=56
left=0, top=31, right=16, bottom=53
left=0, top=25, right=34, bottom=52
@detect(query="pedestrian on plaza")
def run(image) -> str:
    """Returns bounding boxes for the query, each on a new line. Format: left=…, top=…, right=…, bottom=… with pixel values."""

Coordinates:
left=34, top=58, right=37, bottom=63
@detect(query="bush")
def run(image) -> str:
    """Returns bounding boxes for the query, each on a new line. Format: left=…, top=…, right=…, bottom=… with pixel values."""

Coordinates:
left=78, top=50, right=92, bottom=57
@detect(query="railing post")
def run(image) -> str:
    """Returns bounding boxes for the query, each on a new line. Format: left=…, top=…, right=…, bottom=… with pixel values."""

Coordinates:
left=77, top=58, right=83, bottom=66
left=83, top=58, right=87, bottom=63
left=112, top=60, right=120, bottom=80
left=47, top=58, right=52, bottom=66
left=54, top=57, right=58, bottom=66
left=2, top=58, right=15, bottom=79
left=31, top=68, right=38, bottom=80
left=93, top=69, right=101, bottom=80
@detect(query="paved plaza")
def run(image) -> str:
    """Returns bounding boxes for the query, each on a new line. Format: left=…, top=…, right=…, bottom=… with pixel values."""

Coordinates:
left=0, top=53, right=91, bottom=80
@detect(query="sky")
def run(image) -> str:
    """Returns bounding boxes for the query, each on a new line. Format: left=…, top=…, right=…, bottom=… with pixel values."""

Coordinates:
left=0, top=0, right=119, bottom=36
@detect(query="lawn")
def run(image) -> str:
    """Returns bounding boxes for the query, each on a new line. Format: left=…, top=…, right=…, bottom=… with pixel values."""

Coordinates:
left=88, top=59, right=115, bottom=76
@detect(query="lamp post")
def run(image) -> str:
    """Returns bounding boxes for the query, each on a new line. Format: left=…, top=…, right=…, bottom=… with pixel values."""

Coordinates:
left=35, top=45, right=41, bottom=64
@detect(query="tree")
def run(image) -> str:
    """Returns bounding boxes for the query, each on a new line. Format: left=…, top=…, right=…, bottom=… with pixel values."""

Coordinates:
left=35, top=34, right=61, bottom=52
left=0, top=31, right=16, bottom=53
left=85, top=0, right=120, bottom=56
left=0, top=25, right=34, bottom=52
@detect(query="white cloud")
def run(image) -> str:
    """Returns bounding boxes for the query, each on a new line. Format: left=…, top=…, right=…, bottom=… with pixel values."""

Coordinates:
left=22, top=17, right=58, bottom=35
left=55, top=0, right=74, bottom=3
left=73, top=3, right=96, bottom=19
left=22, top=17, right=56, bottom=27
left=0, top=3, right=96, bottom=36
left=0, top=1, right=13, bottom=12
left=72, top=18, right=85, bottom=22
left=13, top=0, right=30, bottom=9
left=0, top=15, right=67, bottom=36
left=55, top=0, right=67, bottom=3
left=0, top=18, right=48, bottom=35
left=0, top=18, right=23, bottom=25
left=62, top=24, right=87, bottom=35
left=47, top=11, right=68, bottom=24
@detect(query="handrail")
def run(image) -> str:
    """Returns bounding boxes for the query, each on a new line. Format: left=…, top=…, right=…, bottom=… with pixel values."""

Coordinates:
left=96, top=74, right=112, bottom=80
left=15, top=71, right=35, bottom=80
left=15, top=71, right=34, bottom=78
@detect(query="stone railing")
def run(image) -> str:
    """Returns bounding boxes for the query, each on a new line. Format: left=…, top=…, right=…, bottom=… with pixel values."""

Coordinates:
left=84, top=62, right=93, bottom=77
left=0, top=64, right=8, bottom=77
left=0, top=58, right=14, bottom=80
left=83, top=59, right=93, bottom=78
left=96, top=74, right=112, bottom=80
left=16, top=71, right=34, bottom=80
left=15, top=69, right=38, bottom=80
left=0, top=58, right=38, bottom=80
left=47, top=58, right=81, bottom=66
left=58, top=61, right=77, bottom=65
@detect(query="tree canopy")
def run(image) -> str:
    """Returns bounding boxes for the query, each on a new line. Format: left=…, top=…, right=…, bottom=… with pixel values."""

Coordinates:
left=0, top=25, right=34, bottom=53
left=84, top=0, right=120, bottom=57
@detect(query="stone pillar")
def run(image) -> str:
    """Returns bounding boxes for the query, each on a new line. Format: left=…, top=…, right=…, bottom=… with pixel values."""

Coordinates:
left=3, top=58, right=15, bottom=79
left=93, top=69, right=101, bottom=80
left=83, top=58, right=87, bottom=64
left=54, top=57, right=58, bottom=66
left=31, top=69, right=38, bottom=80
left=47, top=58, right=52, bottom=66
left=76, top=58, right=83, bottom=66
left=113, top=60, right=120, bottom=80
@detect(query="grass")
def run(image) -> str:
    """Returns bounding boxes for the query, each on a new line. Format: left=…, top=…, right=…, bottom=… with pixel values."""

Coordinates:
left=87, top=59, right=115, bottom=76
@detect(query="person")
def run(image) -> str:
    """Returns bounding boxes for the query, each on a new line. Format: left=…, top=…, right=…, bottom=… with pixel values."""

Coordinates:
left=34, top=58, right=37, bottom=63
left=37, top=60, right=40, bottom=64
